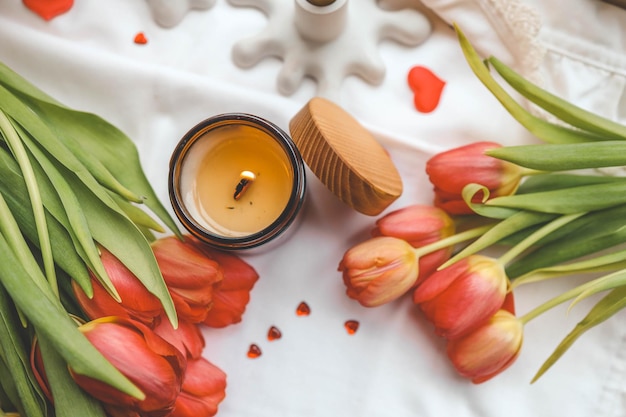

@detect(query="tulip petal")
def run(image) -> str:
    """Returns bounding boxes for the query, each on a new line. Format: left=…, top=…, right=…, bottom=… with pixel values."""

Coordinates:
left=152, top=236, right=224, bottom=323
left=199, top=249, right=259, bottom=328
left=171, top=358, right=227, bottom=417
left=153, top=315, right=205, bottom=360
left=447, top=310, right=523, bottom=384
left=413, top=260, right=468, bottom=303
left=339, top=237, right=419, bottom=307
left=73, top=317, right=185, bottom=415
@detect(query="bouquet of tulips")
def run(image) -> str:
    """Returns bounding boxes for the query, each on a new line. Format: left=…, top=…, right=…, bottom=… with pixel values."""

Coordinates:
left=0, top=62, right=259, bottom=417
left=339, top=26, right=626, bottom=384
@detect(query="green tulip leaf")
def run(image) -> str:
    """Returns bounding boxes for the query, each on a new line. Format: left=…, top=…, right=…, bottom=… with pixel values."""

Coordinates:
left=0, top=147, right=94, bottom=295
left=517, top=173, right=623, bottom=194
left=62, top=169, right=177, bottom=327
left=0, top=286, right=47, bottom=417
left=0, top=356, right=25, bottom=416
left=461, top=183, right=521, bottom=219
left=0, top=110, right=57, bottom=296
left=37, top=333, right=107, bottom=417
left=455, top=24, right=606, bottom=145
left=488, top=56, right=626, bottom=141
left=506, top=204, right=626, bottom=278
left=0, top=84, right=141, bottom=205
left=13, top=121, right=108, bottom=295
left=568, top=268, right=626, bottom=310
left=108, top=192, right=165, bottom=233
left=511, top=248, right=626, bottom=288
left=487, top=141, right=626, bottom=171
left=0, top=61, right=61, bottom=106
left=532, top=286, right=626, bottom=382
left=0, top=63, right=180, bottom=237
left=442, top=210, right=555, bottom=268
left=0, top=233, right=143, bottom=401
left=486, top=181, right=626, bottom=213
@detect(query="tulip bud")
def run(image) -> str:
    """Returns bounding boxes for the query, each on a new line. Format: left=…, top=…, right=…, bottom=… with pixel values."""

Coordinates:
left=447, top=310, right=523, bottom=383
left=72, top=247, right=163, bottom=325
left=70, top=317, right=186, bottom=417
left=152, top=314, right=205, bottom=360
left=413, top=255, right=508, bottom=339
left=372, top=204, right=455, bottom=284
left=152, top=236, right=224, bottom=323
left=188, top=244, right=259, bottom=328
left=171, top=357, right=227, bottom=417
left=338, top=236, right=419, bottom=307
left=426, top=141, right=523, bottom=214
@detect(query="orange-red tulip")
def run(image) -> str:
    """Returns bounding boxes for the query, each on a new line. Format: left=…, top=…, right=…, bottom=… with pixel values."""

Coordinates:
left=372, top=204, right=455, bottom=285
left=189, top=244, right=259, bottom=328
left=426, top=141, right=523, bottom=214
left=171, top=357, right=227, bottom=417
left=152, top=314, right=205, bottom=360
left=447, top=310, right=523, bottom=383
left=339, top=236, right=419, bottom=307
left=152, top=236, right=223, bottom=323
left=70, top=317, right=186, bottom=417
left=72, top=247, right=163, bottom=326
left=413, top=255, right=508, bottom=339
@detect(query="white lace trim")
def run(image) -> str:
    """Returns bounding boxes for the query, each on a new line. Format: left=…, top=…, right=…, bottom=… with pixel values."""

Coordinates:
left=476, top=0, right=545, bottom=85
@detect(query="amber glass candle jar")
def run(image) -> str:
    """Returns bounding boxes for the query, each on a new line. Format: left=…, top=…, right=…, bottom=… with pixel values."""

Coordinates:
left=169, top=113, right=306, bottom=251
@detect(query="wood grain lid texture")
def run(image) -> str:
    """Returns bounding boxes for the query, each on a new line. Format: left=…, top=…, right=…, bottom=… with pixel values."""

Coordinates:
left=289, top=97, right=403, bottom=216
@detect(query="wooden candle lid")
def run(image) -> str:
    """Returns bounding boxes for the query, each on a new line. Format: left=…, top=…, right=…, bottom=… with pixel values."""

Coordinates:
left=289, top=97, right=403, bottom=216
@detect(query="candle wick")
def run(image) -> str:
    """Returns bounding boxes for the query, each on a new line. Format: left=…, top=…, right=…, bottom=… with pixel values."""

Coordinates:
left=234, top=171, right=256, bottom=200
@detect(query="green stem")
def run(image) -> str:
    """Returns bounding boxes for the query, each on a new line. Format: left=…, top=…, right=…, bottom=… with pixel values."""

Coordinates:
left=511, top=250, right=626, bottom=289
left=0, top=110, right=58, bottom=298
left=519, top=278, right=598, bottom=324
left=413, top=224, right=494, bottom=258
left=498, top=212, right=585, bottom=266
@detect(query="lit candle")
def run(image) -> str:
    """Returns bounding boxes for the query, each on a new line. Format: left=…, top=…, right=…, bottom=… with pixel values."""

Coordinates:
left=169, top=114, right=306, bottom=250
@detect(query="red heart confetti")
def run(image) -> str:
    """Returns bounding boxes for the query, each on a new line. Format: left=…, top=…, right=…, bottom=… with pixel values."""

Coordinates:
left=407, top=66, right=446, bottom=113
left=247, top=344, right=262, bottom=359
left=296, top=301, right=310, bottom=316
left=134, top=32, right=148, bottom=45
left=267, top=326, right=282, bottom=341
left=344, top=320, right=359, bottom=335
left=23, top=0, right=73, bottom=21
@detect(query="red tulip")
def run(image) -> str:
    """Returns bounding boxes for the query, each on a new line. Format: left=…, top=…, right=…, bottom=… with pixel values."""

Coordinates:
left=426, top=141, right=523, bottom=214
left=70, top=317, right=186, bottom=417
left=188, top=244, right=259, bottom=328
left=171, top=357, right=227, bottom=417
left=72, top=247, right=163, bottom=325
left=339, top=236, right=419, bottom=307
left=152, top=314, right=205, bottom=360
left=372, top=204, right=455, bottom=285
left=30, top=338, right=52, bottom=402
left=413, top=255, right=508, bottom=339
left=447, top=310, right=523, bottom=383
left=152, top=236, right=223, bottom=323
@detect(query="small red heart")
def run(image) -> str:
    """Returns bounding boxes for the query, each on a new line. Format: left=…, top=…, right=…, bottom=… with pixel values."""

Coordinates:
left=23, top=0, right=73, bottom=20
left=407, top=66, right=446, bottom=113
left=134, top=32, right=148, bottom=45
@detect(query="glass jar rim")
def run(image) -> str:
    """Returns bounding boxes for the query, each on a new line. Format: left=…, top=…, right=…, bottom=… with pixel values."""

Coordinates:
left=168, top=113, right=306, bottom=250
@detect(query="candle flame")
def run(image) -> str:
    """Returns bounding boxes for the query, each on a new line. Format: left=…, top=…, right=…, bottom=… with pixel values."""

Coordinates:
left=234, top=171, right=256, bottom=200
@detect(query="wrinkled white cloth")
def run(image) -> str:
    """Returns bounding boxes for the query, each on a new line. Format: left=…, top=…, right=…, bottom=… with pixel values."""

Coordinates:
left=0, top=1, right=625, bottom=416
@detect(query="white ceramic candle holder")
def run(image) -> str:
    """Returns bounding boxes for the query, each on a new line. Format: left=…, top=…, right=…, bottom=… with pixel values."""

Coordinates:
left=145, top=0, right=216, bottom=27
left=228, top=0, right=432, bottom=98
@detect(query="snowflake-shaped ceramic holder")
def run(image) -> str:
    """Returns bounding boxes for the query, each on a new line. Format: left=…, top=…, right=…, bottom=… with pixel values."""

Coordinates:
left=228, top=0, right=432, bottom=98
left=146, top=0, right=216, bottom=28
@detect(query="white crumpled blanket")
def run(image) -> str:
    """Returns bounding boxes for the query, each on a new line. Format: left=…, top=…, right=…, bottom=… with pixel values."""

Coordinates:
left=0, top=0, right=624, bottom=416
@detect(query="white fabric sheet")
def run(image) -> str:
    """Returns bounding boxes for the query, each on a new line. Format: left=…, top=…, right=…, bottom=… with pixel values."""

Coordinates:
left=1, top=0, right=625, bottom=416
